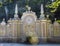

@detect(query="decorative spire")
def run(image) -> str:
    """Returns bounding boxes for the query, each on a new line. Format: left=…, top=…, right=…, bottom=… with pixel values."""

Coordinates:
left=41, top=4, right=44, bottom=14
left=39, top=4, right=45, bottom=20
left=1, top=18, right=6, bottom=26
left=5, top=6, right=8, bottom=21
left=5, top=6, right=8, bottom=15
left=14, top=4, right=18, bottom=18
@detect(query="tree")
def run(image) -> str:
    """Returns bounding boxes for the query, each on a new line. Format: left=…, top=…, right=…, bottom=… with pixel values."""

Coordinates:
left=46, top=0, right=60, bottom=20
left=46, top=0, right=60, bottom=13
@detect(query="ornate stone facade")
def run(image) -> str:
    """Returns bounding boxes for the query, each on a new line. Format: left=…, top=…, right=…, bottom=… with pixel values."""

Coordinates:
left=0, top=4, right=60, bottom=43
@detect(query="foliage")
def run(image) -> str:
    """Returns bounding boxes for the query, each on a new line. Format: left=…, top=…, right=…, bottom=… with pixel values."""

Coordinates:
left=0, top=2, right=3, bottom=7
left=46, top=0, right=60, bottom=13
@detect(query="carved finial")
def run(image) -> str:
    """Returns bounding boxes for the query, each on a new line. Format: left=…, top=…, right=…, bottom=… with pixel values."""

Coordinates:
left=1, top=18, right=6, bottom=25
left=26, top=5, right=31, bottom=11
left=47, top=15, right=49, bottom=19
left=55, top=18, right=57, bottom=21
